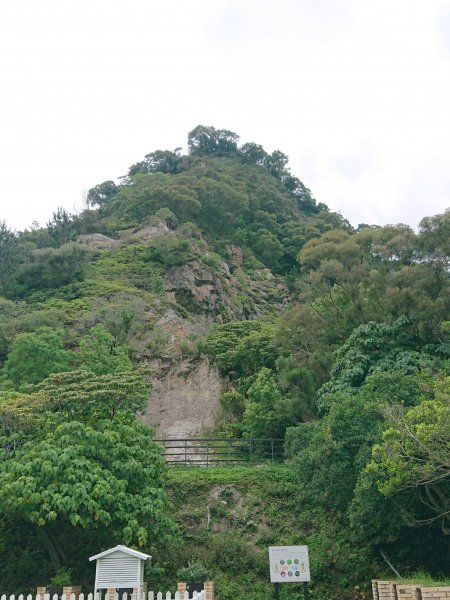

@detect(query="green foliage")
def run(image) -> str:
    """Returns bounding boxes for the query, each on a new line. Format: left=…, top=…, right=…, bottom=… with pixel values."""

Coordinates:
left=299, top=229, right=361, bottom=270
left=0, top=514, right=55, bottom=593
left=0, top=356, right=173, bottom=581
left=128, top=149, right=183, bottom=177
left=317, top=318, right=441, bottom=412
left=0, top=298, right=22, bottom=364
left=201, top=251, right=223, bottom=270
left=274, top=304, right=332, bottom=398
left=87, top=181, right=119, bottom=207
left=109, top=172, right=201, bottom=225
left=3, top=327, right=74, bottom=388
left=176, top=560, right=211, bottom=582
left=14, top=243, right=92, bottom=297
left=276, top=357, right=317, bottom=420
left=204, top=321, right=276, bottom=376
left=286, top=392, right=385, bottom=512
left=85, top=295, right=148, bottom=343
left=212, top=534, right=265, bottom=576
left=367, top=375, right=450, bottom=530
left=188, top=125, right=239, bottom=156
left=28, top=368, right=150, bottom=424
left=239, top=142, right=268, bottom=166
left=151, top=466, right=379, bottom=600
left=194, top=177, right=248, bottom=234
left=46, top=207, right=76, bottom=247
left=90, top=245, right=164, bottom=292
left=220, top=390, right=245, bottom=421
left=147, top=236, right=192, bottom=267
left=146, top=327, right=170, bottom=357
left=49, top=568, right=72, bottom=586
left=94, top=133, right=329, bottom=274
left=0, top=221, right=19, bottom=295
left=241, top=368, right=286, bottom=439
left=397, top=571, right=450, bottom=586
left=252, top=229, right=284, bottom=271
left=78, top=324, right=132, bottom=375
left=286, top=367, right=450, bottom=578
left=418, top=208, right=450, bottom=269
left=0, top=419, right=176, bottom=561
left=154, top=207, right=178, bottom=228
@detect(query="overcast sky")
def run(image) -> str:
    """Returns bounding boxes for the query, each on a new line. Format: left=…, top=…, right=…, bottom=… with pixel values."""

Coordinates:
left=1, top=0, right=450, bottom=232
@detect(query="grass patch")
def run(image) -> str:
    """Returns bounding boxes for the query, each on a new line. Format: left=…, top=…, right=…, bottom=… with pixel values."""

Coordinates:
left=397, top=570, right=450, bottom=586
left=159, top=465, right=379, bottom=600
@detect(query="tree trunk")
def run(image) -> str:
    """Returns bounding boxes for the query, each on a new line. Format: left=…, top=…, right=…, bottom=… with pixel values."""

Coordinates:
left=36, top=526, right=65, bottom=573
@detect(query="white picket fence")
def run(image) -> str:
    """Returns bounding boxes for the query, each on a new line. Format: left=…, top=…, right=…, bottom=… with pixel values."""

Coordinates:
left=1, top=593, right=205, bottom=600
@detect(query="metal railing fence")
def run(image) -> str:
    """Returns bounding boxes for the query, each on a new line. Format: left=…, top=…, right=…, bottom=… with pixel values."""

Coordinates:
left=154, top=437, right=284, bottom=466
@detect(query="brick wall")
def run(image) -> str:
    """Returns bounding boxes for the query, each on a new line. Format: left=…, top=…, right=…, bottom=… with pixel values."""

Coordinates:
left=372, top=580, right=450, bottom=600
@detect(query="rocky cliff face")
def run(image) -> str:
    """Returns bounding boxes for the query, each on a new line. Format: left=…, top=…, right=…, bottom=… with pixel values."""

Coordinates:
left=164, top=260, right=244, bottom=320
left=143, top=257, right=287, bottom=439
left=164, top=259, right=288, bottom=322
left=79, top=225, right=288, bottom=439
left=143, top=356, right=221, bottom=438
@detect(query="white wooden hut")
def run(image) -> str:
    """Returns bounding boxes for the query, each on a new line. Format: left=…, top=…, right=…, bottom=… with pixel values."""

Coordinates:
left=89, top=545, right=151, bottom=599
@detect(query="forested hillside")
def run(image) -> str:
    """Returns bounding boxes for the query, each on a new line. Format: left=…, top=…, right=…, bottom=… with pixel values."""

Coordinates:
left=0, top=126, right=449, bottom=599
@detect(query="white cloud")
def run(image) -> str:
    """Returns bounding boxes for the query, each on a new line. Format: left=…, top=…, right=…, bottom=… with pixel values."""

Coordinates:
left=0, top=0, right=449, bottom=231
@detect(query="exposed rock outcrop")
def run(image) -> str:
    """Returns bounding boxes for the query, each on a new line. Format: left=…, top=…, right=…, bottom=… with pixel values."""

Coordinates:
left=165, top=259, right=288, bottom=321
left=165, top=260, right=238, bottom=319
left=126, top=219, right=171, bottom=243
left=143, top=356, right=221, bottom=438
left=78, top=233, right=120, bottom=249
left=150, top=308, right=213, bottom=354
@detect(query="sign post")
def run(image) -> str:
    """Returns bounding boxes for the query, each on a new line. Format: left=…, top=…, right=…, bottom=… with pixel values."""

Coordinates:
left=269, top=546, right=310, bottom=600
left=274, top=582, right=280, bottom=600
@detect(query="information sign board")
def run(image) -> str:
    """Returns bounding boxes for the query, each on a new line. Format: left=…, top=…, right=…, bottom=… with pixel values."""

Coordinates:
left=269, top=545, right=310, bottom=583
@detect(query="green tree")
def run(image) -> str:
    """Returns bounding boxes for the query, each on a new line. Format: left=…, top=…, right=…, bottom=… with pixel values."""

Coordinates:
left=195, top=177, right=248, bottom=233
left=46, top=207, right=75, bottom=246
left=14, top=243, right=91, bottom=295
left=0, top=419, right=176, bottom=571
left=0, top=368, right=150, bottom=459
left=239, top=142, right=268, bottom=166
left=188, top=125, right=239, bottom=156
left=87, top=180, right=119, bottom=207
left=0, top=221, right=18, bottom=295
left=317, top=318, right=439, bottom=411
left=115, top=174, right=201, bottom=223
left=204, top=321, right=276, bottom=376
left=29, top=369, right=150, bottom=424
left=78, top=324, right=132, bottom=375
left=299, top=229, right=361, bottom=270
left=128, top=149, right=183, bottom=176
left=252, top=229, right=284, bottom=271
left=264, top=150, right=289, bottom=180
left=274, top=302, right=333, bottom=398
left=148, top=236, right=191, bottom=267
left=367, top=376, right=450, bottom=531
left=0, top=299, right=20, bottom=365
left=418, top=208, right=450, bottom=269
left=286, top=392, right=384, bottom=512
left=242, top=367, right=286, bottom=439
left=3, top=327, right=73, bottom=388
